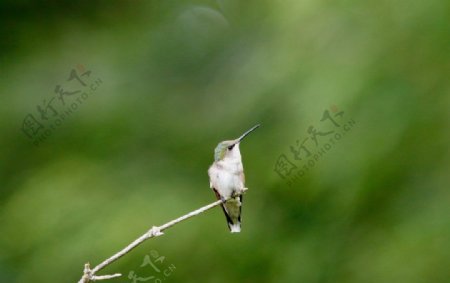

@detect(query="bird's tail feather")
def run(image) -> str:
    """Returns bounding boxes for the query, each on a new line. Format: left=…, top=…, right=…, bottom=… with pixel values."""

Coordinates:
left=229, top=222, right=241, bottom=233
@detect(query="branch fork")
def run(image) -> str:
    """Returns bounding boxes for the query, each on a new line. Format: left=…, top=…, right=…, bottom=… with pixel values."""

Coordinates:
left=78, top=188, right=248, bottom=283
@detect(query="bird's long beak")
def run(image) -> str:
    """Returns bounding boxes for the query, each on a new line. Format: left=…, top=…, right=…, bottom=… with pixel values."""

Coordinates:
left=237, top=124, right=260, bottom=143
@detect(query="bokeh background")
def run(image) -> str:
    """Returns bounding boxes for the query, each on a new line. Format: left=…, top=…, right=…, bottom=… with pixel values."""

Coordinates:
left=1, top=0, right=449, bottom=282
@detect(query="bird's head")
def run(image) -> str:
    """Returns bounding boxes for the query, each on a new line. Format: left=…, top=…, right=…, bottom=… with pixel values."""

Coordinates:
left=213, top=124, right=260, bottom=161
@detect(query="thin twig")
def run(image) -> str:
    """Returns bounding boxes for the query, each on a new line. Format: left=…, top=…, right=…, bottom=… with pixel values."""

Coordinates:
left=78, top=189, right=247, bottom=283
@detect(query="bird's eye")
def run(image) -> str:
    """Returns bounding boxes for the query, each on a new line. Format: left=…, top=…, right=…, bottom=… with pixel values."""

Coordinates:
left=228, top=145, right=234, bottom=150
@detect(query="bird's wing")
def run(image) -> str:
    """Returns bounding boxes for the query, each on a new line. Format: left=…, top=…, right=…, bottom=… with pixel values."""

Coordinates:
left=213, top=188, right=235, bottom=230
left=238, top=195, right=242, bottom=223
left=208, top=165, right=237, bottom=231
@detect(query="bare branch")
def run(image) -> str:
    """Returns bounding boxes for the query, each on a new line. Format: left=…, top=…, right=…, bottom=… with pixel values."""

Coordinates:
left=77, top=189, right=247, bottom=283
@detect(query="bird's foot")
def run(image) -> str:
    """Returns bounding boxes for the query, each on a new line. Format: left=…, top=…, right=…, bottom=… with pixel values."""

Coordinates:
left=232, top=187, right=248, bottom=198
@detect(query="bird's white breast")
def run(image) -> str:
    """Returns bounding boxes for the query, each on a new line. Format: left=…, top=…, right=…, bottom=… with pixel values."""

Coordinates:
left=208, top=159, right=243, bottom=198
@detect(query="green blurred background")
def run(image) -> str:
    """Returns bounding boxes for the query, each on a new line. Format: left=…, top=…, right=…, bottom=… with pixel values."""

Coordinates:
left=1, top=0, right=449, bottom=282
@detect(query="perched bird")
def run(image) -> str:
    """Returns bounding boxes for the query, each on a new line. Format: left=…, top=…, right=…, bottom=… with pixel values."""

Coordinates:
left=208, top=124, right=260, bottom=233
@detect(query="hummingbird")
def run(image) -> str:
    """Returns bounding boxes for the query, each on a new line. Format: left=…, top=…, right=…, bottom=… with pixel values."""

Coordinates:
left=208, top=124, right=260, bottom=233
